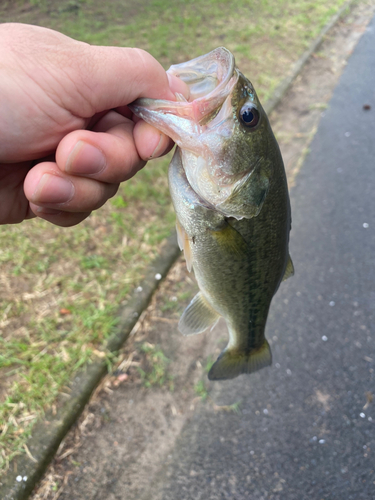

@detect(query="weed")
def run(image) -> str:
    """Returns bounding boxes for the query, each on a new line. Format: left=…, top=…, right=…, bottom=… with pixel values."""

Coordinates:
left=204, top=355, right=215, bottom=373
left=228, top=401, right=242, bottom=414
left=215, top=401, right=242, bottom=413
left=194, top=380, right=209, bottom=401
left=137, top=343, right=174, bottom=390
left=80, top=255, right=107, bottom=269
left=111, top=195, right=128, bottom=209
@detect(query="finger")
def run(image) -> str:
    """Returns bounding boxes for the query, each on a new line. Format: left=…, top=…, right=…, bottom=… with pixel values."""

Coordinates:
left=57, top=112, right=144, bottom=182
left=29, top=204, right=92, bottom=227
left=133, top=120, right=174, bottom=160
left=93, top=112, right=174, bottom=159
left=167, top=74, right=191, bottom=100
left=94, top=109, right=173, bottom=160
left=70, top=47, right=181, bottom=116
left=24, top=161, right=118, bottom=213
left=56, top=111, right=172, bottom=183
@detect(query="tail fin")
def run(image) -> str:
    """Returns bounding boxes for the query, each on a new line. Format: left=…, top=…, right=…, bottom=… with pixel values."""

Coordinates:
left=208, top=340, right=272, bottom=381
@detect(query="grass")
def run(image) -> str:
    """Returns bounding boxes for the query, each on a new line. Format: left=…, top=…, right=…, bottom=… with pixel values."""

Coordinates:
left=137, top=342, right=174, bottom=390
left=0, top=0, right=350, bottom=475
left=194, top=380, right=209, bottom=401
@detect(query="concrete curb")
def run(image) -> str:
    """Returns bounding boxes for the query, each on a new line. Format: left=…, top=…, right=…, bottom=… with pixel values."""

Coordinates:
left=0, top=2, right=356, bottom=497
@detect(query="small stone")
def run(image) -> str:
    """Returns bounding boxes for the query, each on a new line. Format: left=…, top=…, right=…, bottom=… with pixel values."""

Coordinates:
left=319, top=439, right=326, bottom=444
left=23, top=476, right=28, bottom=482
left=363, top=223, right=369, bottom=228
left=360, top=413, right=365, bottom=418
left=155, top=273, right=162, bottom=280
left=329, top=301, right=335, bottom=307
left=322, top=335, right=328, bottom=341
left=286, top=369, right=292, bottom=375
left=263, top=409, right=269, bottom=415
left=344, top=131, right=351, bottom=137
left=16, top=476, right=22, bottom=483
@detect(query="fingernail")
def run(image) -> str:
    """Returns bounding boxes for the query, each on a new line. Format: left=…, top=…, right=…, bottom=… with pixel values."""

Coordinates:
left=33, top=173, right=74, bottom=204
left=149, top=133, right=167, bottom=159
left=66, top=141, right=106, bottom=175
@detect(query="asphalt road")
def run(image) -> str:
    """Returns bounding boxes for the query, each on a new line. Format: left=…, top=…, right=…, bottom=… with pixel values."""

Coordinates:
left=147, top=15, right=375, bottom=500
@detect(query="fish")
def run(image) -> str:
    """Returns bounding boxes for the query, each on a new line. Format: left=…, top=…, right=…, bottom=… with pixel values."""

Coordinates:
left=129, top=47, right=293, bottom=381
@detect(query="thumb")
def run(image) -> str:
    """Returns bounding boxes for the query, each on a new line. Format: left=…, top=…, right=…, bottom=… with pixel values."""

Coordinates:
left=72, top=46, right=181, bottom=115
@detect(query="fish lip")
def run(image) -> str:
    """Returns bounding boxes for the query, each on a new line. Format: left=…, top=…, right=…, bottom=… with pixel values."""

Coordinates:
left=129, top=47, right=238, bottom=124
left=168, top=46, right=236, bottom=106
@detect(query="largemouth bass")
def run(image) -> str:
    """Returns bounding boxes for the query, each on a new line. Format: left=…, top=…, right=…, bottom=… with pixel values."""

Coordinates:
left=130, top=47, right=293, bottom=381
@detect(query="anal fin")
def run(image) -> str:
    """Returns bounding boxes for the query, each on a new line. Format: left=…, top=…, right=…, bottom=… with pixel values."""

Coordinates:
left=179, top=292, right=220, bottom=336
left=282, top=255, right=294, bottom=281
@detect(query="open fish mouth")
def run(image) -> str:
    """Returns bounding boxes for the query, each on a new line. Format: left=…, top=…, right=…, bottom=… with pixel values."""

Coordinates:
left=128, top=47, right=240, bottom=158
left=130, top=47, right=237, bottom=129
left=129, top=48, right=265, bottom=219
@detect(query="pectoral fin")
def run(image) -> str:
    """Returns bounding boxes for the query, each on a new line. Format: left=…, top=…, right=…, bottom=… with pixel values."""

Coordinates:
left=218, top=162, right=270, bottom=219
left=179, top=292, right=220, bottom=336
left=176, top=219, right=193, bottom=272
left=282, top=255, right=294, bottom=281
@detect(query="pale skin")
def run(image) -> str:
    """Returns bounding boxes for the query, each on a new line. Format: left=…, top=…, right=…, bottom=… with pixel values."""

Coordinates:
left=0, top=23, right=188, bottom=227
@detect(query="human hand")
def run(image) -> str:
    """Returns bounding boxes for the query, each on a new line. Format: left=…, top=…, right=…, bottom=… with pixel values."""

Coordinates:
left=0, top=23, right=188, bottom=226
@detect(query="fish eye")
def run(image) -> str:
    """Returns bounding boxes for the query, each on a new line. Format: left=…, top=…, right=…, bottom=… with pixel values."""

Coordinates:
left=239, top=104, right=260, bottom=128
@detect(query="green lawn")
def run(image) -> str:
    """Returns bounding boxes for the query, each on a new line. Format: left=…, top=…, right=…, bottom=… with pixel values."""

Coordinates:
left=0, top=0, right=348, bottom=474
